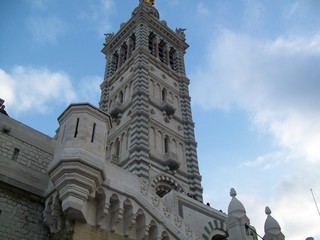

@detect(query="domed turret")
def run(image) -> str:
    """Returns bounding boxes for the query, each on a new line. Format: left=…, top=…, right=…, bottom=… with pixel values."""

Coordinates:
left=264, top=207, right=281, bottom=234
left=263, top=207, right=285, bottom=240
left=226, top=188, right=255, bottom=240
left=228, top=188, right=246, bottom=218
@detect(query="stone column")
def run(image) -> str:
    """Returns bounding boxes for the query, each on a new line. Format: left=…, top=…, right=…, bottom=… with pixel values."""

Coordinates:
left=126, top=39, right=131, bottom=59
left=155, top=36, right=160, bottom=58
left=117, top=49, right=121, bottom=69
left=165, top=44, right=170, bottom=66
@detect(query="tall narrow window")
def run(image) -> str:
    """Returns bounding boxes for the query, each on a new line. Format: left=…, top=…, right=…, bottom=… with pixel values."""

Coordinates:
left=91, top=123, right=96, bottom=143
left=74, top=118, right=80, bottom=138
left=129, top=34, right=136, bottom=57
left=148, top=32, right=156, bottom=56
left=120, top=43, right=128, bottom=65
left=115, top=139, right=120, bottom=157
left=110, top=52, right=119, bottom=75
left=169, top=47, right=177, bottom=70
left=164, top=136, right=169, bottom=153
left=119, top=91, right=124, bottom=104
left=11, top=148, right=20, bottom=161
left=159, top=40, right=166, bottom=63
left=161, top=88, right=167, bottom=101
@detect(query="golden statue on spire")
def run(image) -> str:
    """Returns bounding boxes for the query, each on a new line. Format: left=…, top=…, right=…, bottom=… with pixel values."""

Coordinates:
left=143, top=0, right=155, bottom=5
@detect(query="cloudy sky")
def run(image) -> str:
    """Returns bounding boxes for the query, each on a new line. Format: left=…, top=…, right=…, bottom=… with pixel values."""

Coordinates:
left=1, top=0, right=320, bottom=239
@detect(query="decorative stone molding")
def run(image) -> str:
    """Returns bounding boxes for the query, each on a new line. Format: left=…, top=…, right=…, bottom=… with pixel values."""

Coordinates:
left=161, top=99, right=176, bottom=116
left=164, top=151, right=180, bottom=172
left=174, top=215, right=182, bottom=229
left=109, top=101, right=123, bottom=118
left=49, top=160, right=105, bottom=221
left=109, top=154, right=120, bottom=163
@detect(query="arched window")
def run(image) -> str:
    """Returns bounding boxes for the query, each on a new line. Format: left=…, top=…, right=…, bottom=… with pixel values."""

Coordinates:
left=148, top=221, right=158, bottom=240
left=136, top=210, right=146, bottom=240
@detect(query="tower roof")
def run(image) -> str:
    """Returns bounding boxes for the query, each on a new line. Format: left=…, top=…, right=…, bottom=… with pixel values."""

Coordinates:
left=133, top=0, right=159, bottom=19
left=227, top=188, right=246, bottom=217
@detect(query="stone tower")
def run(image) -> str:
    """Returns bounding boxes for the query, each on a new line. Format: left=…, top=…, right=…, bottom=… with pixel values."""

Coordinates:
left=100, top=0, right=203, bottom=201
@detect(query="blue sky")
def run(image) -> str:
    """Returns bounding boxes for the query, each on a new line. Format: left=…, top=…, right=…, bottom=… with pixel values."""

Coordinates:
left=1, top=0, right=320, bottom=239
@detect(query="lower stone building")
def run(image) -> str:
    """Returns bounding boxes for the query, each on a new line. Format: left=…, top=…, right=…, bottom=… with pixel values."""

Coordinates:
left=0, top=1, right=293, bottom=240
left=0, top=104, right=285, bottom=240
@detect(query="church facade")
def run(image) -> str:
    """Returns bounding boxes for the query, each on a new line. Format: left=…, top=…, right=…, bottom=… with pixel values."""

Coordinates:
left=0, top=1, right=287, bottom=240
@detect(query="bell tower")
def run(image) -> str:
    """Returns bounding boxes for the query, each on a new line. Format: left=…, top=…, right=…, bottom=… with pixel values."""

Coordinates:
left=100, top=0, right=203, bottom=201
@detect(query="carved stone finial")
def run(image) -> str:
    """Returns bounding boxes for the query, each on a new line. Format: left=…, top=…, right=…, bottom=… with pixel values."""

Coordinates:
left=230, top=188, right=237, bottom=197
left=265, top=206, right=271, bottom=215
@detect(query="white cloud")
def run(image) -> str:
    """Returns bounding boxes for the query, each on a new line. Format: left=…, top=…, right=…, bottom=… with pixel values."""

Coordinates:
left=28, top=16, right=66, bottom=44
left=78, top=0, right=115, bottom=36
left=77, top=76, right=102, bottom=104
left=29, top=0, right=52, bottom=10
left=190, top=30, right=320, bottom=239
left=191, top=30, right=320, bottom=163
left=243, top=0, right=265, bottom=29
left=197, top=3, right=210, bottom=16
left=0, top=66, right=76, bottom=115
left=0, top=66, right=104, bottom=116
left=243, top=161, right=320, bottom=240
left=242, top=151, right=292, bottom=170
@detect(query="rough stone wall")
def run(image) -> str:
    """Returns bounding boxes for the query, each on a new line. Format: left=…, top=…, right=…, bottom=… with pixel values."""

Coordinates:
left=73, top=222, right=132, bottom=240
left=0, top=182, right=50, bottom=240
left=0, top=132, right=52, bottom=174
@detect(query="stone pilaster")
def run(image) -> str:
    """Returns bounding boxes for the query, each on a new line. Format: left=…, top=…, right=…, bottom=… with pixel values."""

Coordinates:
left=179, top=78, right=203, bottom=200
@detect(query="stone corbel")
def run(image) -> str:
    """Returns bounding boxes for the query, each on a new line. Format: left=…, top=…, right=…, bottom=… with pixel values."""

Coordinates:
left=43, top=194, right=62, bottom=233
left=124, top=213, right=137, bottom=237
left=110, top=207, right=124, bottom=232
left=97, top=200, right=110, bottom=228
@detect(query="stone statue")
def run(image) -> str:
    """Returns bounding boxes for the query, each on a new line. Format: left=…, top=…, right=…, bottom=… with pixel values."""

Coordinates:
left=175, top=28, right=186, bottom=40
left=104, top=32, right=114, bottom=43
left=141, top=0, right=154, bottom=5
